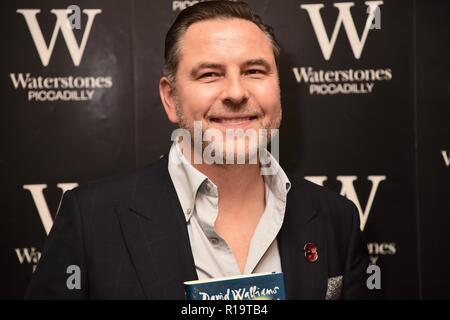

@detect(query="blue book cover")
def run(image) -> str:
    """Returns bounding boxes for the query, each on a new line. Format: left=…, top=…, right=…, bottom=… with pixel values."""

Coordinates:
left=184, top=272, right=286, bottom=300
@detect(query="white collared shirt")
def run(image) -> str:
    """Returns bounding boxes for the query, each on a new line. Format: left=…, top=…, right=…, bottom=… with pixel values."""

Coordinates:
left=168, top=142, right=291, bottom=280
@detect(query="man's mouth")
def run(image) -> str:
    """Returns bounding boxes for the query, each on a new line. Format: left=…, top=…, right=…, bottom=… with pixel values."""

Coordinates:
left=210, top=115, right=258, bottom=125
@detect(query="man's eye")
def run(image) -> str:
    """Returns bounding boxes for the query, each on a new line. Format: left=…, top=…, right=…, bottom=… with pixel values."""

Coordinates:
left=245, top=69, right=264, bottom=75
left=199, top=72, right=219, bottom=79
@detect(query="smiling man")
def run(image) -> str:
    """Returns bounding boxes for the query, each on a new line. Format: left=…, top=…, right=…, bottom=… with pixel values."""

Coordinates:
left=26, top=1, right=370, bottom=300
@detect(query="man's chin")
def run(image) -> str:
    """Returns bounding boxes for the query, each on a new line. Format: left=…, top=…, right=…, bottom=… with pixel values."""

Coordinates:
left=200, top=140, right=261, bottom=165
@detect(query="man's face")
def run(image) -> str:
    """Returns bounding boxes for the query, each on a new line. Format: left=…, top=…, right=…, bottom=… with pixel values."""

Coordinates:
left=162, top=18, right=281, bottom=161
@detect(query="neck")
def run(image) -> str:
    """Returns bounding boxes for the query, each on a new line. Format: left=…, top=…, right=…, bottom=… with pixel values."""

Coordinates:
left=177, top=141, right=266, bottom=207
left=194, top=162, right=263, bottom=200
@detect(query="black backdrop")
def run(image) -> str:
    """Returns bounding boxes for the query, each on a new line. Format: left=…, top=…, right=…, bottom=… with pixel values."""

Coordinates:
left=1, top=0, right=449, bottom=299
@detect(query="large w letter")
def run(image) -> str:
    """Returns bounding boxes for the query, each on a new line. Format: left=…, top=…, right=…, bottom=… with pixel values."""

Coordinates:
left=17, top=9, right=101, bottom=66
left=23, top=183, right=78, bottom=234
left=300, top=1, right=383, bottom=60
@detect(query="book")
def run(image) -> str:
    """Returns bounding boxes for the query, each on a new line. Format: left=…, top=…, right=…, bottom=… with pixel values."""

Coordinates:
left=184, top=272, right=286, bottom=300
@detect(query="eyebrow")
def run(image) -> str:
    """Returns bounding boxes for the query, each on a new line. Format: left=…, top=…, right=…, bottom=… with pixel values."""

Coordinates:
left=241, top=59, right=272, bottom=71
left=189, top=58, right=272, bottom=78
left=190, top=63, right=224, bottom=78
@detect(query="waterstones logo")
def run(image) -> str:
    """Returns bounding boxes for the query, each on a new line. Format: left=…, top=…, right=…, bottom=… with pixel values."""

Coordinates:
left=23, top=182, right=78, bottom=235
left=293, top=66, right=392, bottom=95
left=367, top=242, right=397, bottom=265
left=15, top=247, right=41, bottom=272
left=172, top=1, right=208, bottom=11
left=300, top=1, right=383, bottom=61
left=14, top=183, right=77, bottom=275
left=10, top=73, right=113, bottom=102
left=15, top=8, right=113, bottom=102
left=297, top=1, right=392, bottom=95
left=17, top=8, right=101, bottom=67
left=442, top=150, right=450, bottom=167
left=305, top=175, right=386, bottom=231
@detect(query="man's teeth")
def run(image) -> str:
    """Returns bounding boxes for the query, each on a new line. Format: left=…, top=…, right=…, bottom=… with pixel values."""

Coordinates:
left=214, top=117, right=253, bottom=123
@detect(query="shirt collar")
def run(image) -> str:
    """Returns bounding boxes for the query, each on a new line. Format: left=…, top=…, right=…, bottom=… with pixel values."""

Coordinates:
left=168, top=142, right=209, bottom=221
left=167, top=141, right=291, bottom=222
left=260, top=148, right=291, bottom=201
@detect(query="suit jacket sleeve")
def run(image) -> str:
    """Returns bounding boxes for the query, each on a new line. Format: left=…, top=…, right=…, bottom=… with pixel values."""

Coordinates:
left=25, top=189, right=88, bottom=299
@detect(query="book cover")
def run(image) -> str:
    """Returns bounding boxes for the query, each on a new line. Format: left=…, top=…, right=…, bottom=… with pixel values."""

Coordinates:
left=184, top=272, right=286, bottom=300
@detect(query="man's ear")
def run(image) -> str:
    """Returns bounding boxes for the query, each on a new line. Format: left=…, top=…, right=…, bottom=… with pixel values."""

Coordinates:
left=159, top=76, right=178, bottom=124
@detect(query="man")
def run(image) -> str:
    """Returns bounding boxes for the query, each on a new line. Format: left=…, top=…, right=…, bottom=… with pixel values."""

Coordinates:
left=26, top=1, right=370, bottom=299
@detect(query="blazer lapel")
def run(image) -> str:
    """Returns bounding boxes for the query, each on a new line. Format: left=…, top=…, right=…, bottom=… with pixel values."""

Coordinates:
left=115, top=159, right=329, bottom=299
left=278, top=179, right=329, bottom=299
left=115, top=157, right=197, bottom=299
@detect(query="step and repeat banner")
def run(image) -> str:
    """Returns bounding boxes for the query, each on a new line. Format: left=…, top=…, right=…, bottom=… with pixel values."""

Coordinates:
left=1, top=0, right=449, bottom=299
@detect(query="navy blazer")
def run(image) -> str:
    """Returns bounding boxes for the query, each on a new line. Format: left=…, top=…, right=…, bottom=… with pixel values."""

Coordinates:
left=26, top=155, right=371, bottom=299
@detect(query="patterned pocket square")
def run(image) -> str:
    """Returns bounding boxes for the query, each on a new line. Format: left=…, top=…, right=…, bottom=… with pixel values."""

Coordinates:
left=325, top=275, right=343, bottom=300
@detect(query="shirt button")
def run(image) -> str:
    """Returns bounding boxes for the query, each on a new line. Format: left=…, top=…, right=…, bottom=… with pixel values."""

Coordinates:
left=186, top=208, right=191, bottom=215
left=205, top=184, right=211, bottom=192
left=210, top=237, right=219, bottom=245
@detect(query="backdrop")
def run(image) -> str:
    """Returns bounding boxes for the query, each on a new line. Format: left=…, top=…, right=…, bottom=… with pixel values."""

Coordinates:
left=1, top=0, right=449, bottom=299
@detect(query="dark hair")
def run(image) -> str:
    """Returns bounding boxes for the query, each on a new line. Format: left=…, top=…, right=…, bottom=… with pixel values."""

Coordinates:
left=163, top=0, right=281, bottom=82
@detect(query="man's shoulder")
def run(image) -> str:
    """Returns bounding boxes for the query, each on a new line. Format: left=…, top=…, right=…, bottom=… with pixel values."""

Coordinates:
left=288, top=174, right=347, bottom=202
left=69, top=155, right=169, bottom=205
left=287, top=174, right=359, bottom=223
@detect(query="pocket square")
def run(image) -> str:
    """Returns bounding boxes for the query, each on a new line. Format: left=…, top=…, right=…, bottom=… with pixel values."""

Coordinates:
left=325, top=275, right=343, bottom=300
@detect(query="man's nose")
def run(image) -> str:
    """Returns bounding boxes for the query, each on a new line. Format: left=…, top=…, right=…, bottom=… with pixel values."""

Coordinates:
left=221, top=74, right=249, bottom=109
